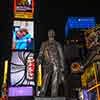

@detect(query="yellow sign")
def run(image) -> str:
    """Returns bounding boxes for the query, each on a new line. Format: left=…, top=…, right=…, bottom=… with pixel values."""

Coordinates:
left=37, top=64, right=42, bottom=87
left=3, top=60, right=8, bottom=84
left=15, top=12, right=34, bottom=19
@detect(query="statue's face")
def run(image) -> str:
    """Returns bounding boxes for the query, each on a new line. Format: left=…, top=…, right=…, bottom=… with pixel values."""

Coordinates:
left=48, top=29, right=55, bottom=41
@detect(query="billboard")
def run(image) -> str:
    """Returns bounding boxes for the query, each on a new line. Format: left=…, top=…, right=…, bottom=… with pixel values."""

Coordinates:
left=10, top=51, right=35, bottom=86
left=12, top=20, right=34, bottom=50
left=8, top=86, right=33, bottom=97
left=69, top=17, right=96, bottom=29
left=14, top=0, right=34, bottom=19
left=65, top=17, right=96, bottom=37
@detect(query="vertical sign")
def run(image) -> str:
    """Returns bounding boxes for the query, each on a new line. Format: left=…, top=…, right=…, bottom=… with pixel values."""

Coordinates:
left=3, top=60, right=8, bottom=84
left=26, top=55, right=35, bottom=80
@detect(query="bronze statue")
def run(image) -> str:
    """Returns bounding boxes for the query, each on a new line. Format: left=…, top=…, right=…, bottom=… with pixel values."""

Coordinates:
left=37, top=29, right=65, bottom=96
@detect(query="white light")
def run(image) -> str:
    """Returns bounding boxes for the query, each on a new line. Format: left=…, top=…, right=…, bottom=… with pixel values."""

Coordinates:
left=78, top=19, right=80, bottom=21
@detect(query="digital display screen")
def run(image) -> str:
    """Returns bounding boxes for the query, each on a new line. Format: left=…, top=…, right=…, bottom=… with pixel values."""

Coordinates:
left=10, top=51, right=35, bottom=86
left=14, top=0, right=34, bottom=19
left=8, top=86, right=33, bottom=97
left=12, top=20, right=34, bottom=50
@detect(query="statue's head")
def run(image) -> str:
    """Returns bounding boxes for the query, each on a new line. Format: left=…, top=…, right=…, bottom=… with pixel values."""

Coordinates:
left=48, top=29, right=55, bottom=41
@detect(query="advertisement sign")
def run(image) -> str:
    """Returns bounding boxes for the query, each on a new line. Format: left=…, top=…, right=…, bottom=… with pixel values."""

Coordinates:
left=12, top=20, right=34, bottom=50
left=14, top=0, right=34, bottom=19
left=8, top=86, right=33, bottom=97
left=10, top=51, right=35, bottom=86
left=26, top=55, right=35, bottom=80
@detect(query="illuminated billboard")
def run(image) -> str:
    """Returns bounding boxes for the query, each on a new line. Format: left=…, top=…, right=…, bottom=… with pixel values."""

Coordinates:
left=14, top=0, right=34, bottom=19
left=10, top=51, right=35, bottom=86
left=69, top=17, right=96, bottom=29
left=12, top=20, right=34, bottom=50
left=8, top=86, right=33, bottom=97
left=65, top=17, right=96, bottom=37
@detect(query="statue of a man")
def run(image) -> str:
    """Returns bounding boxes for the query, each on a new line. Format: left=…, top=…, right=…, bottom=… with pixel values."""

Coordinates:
left=37, top=29, right=65, bottom=96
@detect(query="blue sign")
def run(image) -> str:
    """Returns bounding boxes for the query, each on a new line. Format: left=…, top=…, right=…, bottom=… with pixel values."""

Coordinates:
left=69, top=17, right=96, bottom=28
left=65, top=17, right=96, bottom=37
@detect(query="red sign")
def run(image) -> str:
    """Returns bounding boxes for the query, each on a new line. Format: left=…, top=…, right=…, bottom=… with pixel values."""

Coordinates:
left=27, top=57, right=35, bottom=80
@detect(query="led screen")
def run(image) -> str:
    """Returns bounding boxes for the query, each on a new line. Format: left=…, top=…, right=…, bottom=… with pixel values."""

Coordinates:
left=8, top=86, right=33, bottom=96
left=12, top=20, right=34, bottom=50
left=10, top=51, right=35, bottom=86
left=14, top=0, right=34, bottom=19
